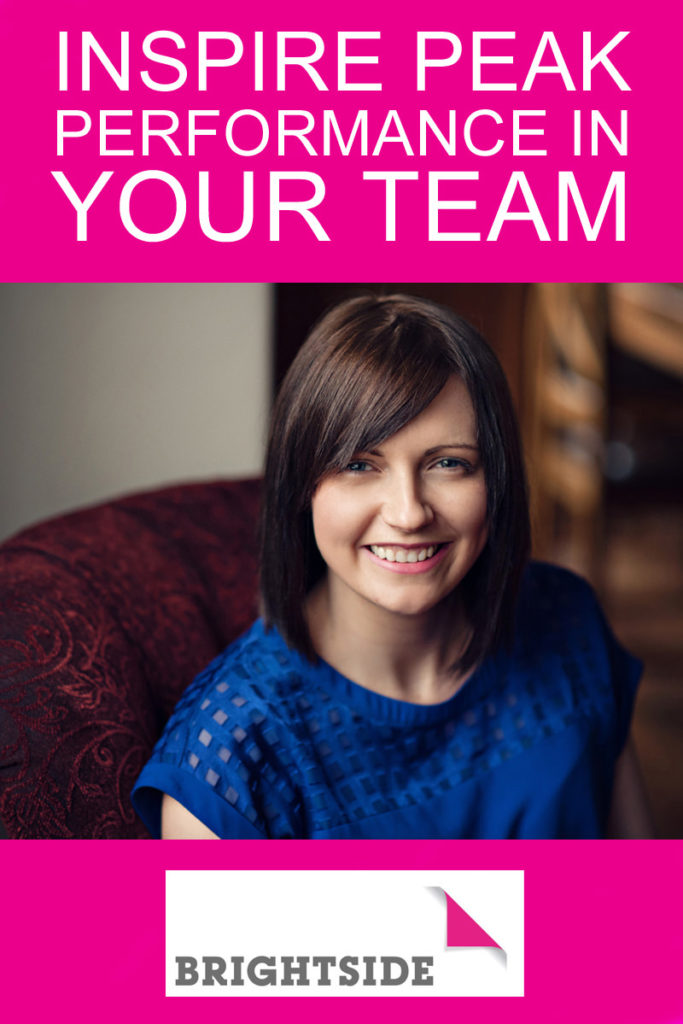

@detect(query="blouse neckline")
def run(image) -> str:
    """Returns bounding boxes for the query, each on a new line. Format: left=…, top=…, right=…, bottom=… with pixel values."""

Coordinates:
left=257, top=618, right=493, bottom=726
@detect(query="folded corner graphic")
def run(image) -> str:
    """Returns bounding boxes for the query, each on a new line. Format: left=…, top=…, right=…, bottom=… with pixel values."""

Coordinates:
left=440, top=889, right=503, bottom=952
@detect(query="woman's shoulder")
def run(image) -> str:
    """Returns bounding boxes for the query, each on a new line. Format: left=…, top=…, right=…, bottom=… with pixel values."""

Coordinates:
left=138, top=619, right=307, bottom=795
left=507, top=560, right=641, bottom=721
left=514, top=560, right=604, bottom=639
left=503, top=559, right=632, bottom=687
left=133, top=619, right=308, bottom=838
left=174, top=618, right=303, bottom=721
left=519, top=559, right=597, bottom=604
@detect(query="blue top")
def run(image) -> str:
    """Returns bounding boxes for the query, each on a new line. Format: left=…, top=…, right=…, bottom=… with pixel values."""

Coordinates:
left=132, top=563, right=641, bottom=839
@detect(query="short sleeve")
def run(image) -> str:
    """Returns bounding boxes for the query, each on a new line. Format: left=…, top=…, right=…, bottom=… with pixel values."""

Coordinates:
left=132, top=762, right=265, bottom=839
left=525, top=562, right=643, bottom=760
left=131, top=649, right=304, bottom=839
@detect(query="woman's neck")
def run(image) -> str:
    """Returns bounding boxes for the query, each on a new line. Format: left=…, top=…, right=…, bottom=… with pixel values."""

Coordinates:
left=305, top=579, right=473, bottom=705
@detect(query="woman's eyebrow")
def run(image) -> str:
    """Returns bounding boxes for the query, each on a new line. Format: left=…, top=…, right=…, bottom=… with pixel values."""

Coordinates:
left=362, top=443, right=480, bottom=457
left=425, top=443, right=479, bottom=454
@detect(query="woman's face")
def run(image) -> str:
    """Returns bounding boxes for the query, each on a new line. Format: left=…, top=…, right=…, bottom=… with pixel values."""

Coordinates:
left=311, top=375, right=489, bottom=624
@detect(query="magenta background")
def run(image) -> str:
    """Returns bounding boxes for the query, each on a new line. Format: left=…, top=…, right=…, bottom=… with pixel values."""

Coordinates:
left=2, top=3, right=682, bottom=1022
left=1, top=0, right=680, bottom=281
left=1, top=841, right=682, bottom=1022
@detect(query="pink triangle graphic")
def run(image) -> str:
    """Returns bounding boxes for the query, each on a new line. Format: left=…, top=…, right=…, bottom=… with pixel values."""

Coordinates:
left=442, top=890, right=502, bottom=950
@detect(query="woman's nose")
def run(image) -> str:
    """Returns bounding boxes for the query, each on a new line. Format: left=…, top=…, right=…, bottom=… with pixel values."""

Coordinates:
left=380, top=473, right=434, bottom=532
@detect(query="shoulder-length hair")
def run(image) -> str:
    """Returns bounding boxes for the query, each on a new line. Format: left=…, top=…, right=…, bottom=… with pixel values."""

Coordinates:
left=259, top=293, right=530, bottom=673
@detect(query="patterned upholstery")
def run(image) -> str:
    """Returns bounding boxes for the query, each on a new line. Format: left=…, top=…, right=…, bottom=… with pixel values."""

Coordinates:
left=0, top=479, right=261, bottom=838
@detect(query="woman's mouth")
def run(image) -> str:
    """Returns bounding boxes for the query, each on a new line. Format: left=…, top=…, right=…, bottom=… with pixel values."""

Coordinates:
left=369, top=543, right=440, bottom=563
left=364, top=543, right=451, bottom=573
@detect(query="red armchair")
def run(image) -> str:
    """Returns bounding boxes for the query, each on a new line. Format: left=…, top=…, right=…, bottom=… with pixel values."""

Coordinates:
left=0, top=479, right=261, bottom=838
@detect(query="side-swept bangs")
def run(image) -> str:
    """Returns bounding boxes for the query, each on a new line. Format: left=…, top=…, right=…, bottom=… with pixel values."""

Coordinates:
left=259, top=294, right=530, bottom=672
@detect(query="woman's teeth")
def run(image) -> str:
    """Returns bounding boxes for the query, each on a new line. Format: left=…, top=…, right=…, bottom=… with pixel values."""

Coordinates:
left=369, top=545, right=438, bottom=563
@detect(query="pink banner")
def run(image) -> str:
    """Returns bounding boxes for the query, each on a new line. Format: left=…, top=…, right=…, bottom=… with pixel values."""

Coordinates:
left=1, top=3, right=682, bottom=1023
left=1, top=841, right=682, bottom=1021
left=0, top=0, right=679, bottom=280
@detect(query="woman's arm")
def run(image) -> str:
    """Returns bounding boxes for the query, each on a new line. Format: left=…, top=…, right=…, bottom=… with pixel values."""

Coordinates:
left=161, top=793, right=220, bottom=839
left=606, top=735, right=655, bottom=838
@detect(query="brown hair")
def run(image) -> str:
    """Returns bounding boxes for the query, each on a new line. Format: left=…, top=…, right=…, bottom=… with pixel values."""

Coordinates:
left=259, top=293, right=530, bottom=672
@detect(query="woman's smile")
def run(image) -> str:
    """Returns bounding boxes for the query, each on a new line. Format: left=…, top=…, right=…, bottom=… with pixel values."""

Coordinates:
left=365, top=541, right=451, bottom=573
left=310, top=375, right=488, bottom=623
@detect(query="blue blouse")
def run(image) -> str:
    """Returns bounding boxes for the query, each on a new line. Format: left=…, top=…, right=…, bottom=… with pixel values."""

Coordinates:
left=132, top=563, right=641, bottom=839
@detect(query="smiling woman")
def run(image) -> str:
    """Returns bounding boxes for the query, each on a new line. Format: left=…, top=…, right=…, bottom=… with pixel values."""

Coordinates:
left=307, top=376, right=490, bottom=701
left=132, top=293, right=650, bottom=839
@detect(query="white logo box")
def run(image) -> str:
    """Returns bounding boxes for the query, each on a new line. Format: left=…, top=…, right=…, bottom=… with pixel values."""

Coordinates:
left=166, top=869, right=524, bottom=997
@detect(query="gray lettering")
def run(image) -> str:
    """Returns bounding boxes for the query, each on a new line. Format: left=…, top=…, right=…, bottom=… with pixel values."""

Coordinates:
left=339, top=955, right=359, bottom=986
left=412, top=956, right=434, bottom=986
left=247, top=956, right=277, bottom=986
left=175, top=956, right=198, bottom=986
left=281, top=956, right=310, bottom=986
left=202, top=956, right=227, bottom=985
left=231, top=955, right=245, bottom=985
left=380, top=956, right=409, bottom=985
left=362, top=955, right=377, bottom=985
left=312, top=955, right=336, bottom=985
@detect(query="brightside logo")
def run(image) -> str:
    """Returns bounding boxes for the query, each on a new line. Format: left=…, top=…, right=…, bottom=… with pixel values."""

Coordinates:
left=166, top=870, right=524, bottom=997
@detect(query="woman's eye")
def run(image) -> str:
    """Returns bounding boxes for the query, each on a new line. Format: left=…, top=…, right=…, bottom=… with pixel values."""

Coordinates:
left=345, top=460, right=372, bottom=473
left=434, top=457, right=469, bottom=470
